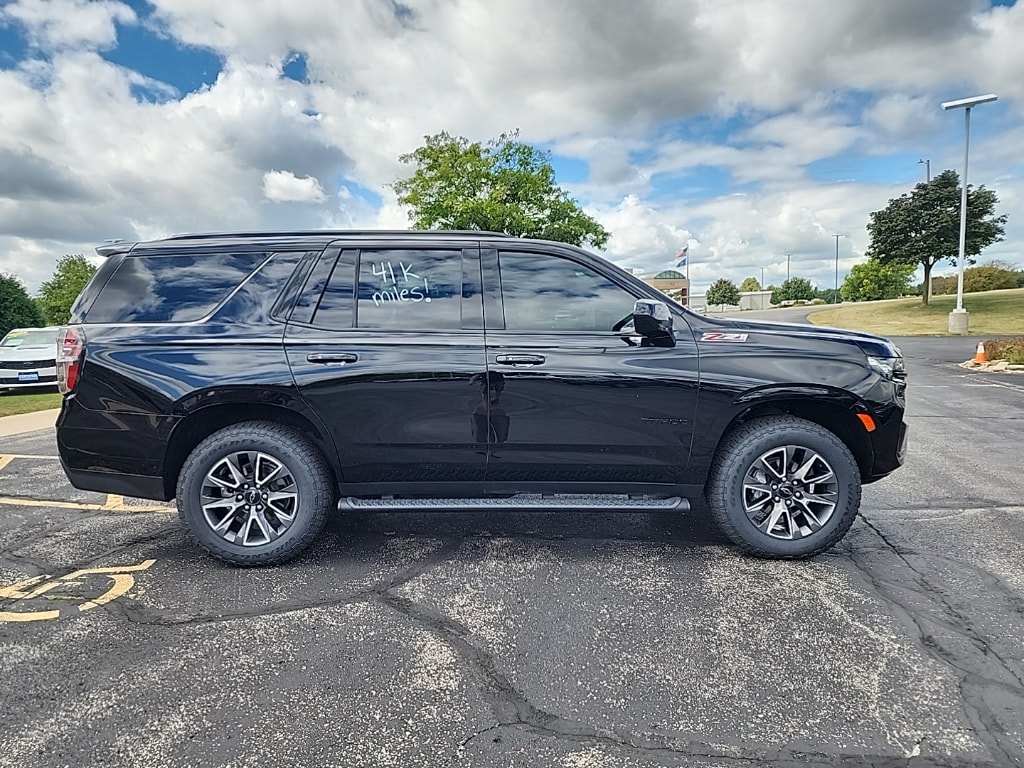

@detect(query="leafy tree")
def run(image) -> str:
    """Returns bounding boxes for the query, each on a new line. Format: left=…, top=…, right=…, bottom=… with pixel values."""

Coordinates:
left=739, top=277, right=761, bottom=292
left=0, top=273, right=45, bottom=337
left=392, top=130, right=609, bottom=248
left=815, top=288, right=842, bottom=304
left=37, top=254, right=97, bottom=326
left=961, top=260, right=1023, bottom=293
left=770, top=277, right=816, bottom=305
left=866, top=169, right=1006, bottom=305
left=705, top=278, right=741, bottom=309
left=840, top=259, right=916, bottom=302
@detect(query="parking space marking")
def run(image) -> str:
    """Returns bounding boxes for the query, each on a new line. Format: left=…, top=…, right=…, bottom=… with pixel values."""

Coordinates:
left=0, top=495, right=173, bottom=513
left=0, top=455, right=12, bottom=473
left=0, top=559, right=156, bottom=622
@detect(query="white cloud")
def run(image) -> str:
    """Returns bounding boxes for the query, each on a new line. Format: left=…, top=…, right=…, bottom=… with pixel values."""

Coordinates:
left=262, top=170, right=327, bottom=204
left=0, top=0, right=1022, bottom=297
left=1, top=0, right=136, bottom=50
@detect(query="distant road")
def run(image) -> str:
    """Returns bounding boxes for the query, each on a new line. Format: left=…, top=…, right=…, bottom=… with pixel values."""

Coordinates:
left=704, top=303, right=836, bottom=325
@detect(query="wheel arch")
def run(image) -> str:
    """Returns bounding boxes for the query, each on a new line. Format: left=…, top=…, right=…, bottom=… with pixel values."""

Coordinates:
left=162, top=402, right=339, bottom=499
left=711, top=390, right=875, bottom=483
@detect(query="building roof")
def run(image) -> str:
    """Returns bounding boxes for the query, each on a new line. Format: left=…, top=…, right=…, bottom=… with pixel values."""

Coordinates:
left=650, top=269, right=686, bottom=280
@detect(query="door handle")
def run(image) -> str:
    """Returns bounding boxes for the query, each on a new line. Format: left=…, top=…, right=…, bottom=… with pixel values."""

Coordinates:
left=495, top=354, right=545, bottom=366
left=306, top=353, right=358, bottom=364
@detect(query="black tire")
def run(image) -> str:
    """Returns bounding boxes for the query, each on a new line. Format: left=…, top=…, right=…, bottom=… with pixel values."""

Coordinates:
left=176, top=421, right=334, bottom=566
left=705, top=415, right=861, bottom=559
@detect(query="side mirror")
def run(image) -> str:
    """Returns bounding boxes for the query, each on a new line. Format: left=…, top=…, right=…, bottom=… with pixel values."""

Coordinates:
left=632, top=300, right=675, bottom=347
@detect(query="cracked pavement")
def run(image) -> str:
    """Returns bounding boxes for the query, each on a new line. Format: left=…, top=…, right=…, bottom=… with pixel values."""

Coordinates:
left=1, top=336, right=1022, bottom=767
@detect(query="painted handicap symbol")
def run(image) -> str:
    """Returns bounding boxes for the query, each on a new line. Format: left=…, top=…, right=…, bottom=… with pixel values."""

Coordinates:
left=0, top=560, right=155, bottom=623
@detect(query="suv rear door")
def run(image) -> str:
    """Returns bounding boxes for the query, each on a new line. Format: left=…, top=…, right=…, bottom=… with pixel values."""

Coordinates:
left=284, top=241, right=488, bottom=490
left=481, top=245, right=700, bottom=490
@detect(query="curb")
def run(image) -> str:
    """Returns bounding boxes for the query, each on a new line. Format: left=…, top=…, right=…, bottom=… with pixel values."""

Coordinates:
left=0, top=408, right=60, bottom=438
left=959, top=360, right=1024, bottom=373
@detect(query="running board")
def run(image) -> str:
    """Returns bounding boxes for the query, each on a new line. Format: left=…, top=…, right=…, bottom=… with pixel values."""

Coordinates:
left=337, top=495, right=689, bottom=512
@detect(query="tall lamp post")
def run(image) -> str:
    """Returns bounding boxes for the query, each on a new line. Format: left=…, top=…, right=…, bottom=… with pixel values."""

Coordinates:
left=918, top=158, right=930, bottom=182
left=941, top=93, right=997, bottom=335
left=833, top=234, right=843, bottom=303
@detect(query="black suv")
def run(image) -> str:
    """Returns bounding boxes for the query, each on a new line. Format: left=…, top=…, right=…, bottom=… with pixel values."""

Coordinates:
left=56, top=231, right=907, bottom=565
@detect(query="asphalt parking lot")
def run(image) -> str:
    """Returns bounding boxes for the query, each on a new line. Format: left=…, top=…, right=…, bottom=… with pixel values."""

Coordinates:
left=1, top=336, right=1022, bottom=768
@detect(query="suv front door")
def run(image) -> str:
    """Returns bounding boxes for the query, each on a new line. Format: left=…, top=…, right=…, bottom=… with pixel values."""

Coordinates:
left=284, top=243, right=488, bottom=491
left=481, top=246, right=700, bottom=491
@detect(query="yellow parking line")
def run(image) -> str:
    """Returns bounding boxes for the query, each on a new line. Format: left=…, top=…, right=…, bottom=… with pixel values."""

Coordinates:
left=0, top=496, right=173, bottom=514
left=0, top=454, right=60, bottom=460
left=0, top=456, right=12, bottom=472
left=0, top=496, right=106, bottom=511
left=0, top=608, right=60, bottom=623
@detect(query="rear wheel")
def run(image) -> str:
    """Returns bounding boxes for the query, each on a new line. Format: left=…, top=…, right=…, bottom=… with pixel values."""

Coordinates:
left=176, top=422, right=334, bottom=566
left=705, top=416, right=861, bottom=558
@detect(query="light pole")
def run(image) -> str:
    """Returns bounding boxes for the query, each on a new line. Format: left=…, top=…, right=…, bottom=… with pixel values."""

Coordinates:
left=833, top=234, right=843, bottom=303
left=760, top=267, right=765, bottom=308
left=918, top=158, right=930, bottom=182
left=786, top=253, right=791, bottom=282
left=941, top=93, right=997, bottom=335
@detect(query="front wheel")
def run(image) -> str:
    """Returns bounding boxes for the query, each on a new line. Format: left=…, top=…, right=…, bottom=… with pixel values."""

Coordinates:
left=176, top=422, right=334, bottom=566
left=705, top=416, right=861, bottom=558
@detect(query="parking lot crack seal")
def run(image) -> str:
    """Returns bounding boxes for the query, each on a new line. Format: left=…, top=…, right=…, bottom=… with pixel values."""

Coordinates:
left=112, top=537, right=464, bottom=627
left=851, top=514, right=1024, bottom=766
left=373, top=571, right=1002, bottom=767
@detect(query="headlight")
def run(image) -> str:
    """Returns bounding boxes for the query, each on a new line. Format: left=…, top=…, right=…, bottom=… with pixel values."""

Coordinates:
left=867, top=355, right=905, bottom=379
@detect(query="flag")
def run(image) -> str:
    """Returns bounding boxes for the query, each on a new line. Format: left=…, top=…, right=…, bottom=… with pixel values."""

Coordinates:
left=674, top=245, right=688, bottom=269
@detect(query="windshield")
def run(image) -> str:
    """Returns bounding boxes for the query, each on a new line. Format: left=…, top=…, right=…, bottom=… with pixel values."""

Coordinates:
left=0, top=329, right=56, bottom=348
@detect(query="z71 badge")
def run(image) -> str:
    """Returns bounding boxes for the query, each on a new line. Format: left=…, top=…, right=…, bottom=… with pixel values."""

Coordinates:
left=700, top=332, right=749, bottom=342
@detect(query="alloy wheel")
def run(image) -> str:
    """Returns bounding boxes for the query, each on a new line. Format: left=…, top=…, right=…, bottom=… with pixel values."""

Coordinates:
left=200, top=451, right=299, bottom=547
left=741, top=444, right=839, bottom=540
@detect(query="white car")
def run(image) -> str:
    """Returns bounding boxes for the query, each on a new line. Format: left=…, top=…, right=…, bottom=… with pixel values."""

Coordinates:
left=0, top=327, right=60, bottom=393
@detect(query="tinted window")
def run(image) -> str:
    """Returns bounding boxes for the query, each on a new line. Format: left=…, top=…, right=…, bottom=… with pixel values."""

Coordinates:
left=355, top=249, right=462, bottom=330
left=498, top=251, right=637, bottom=332
left=291, top=249, right=341, bottom=325
left=84, top=253, right=268, bottom=324
left=310, top=251, right=357, bottom=329
left=215, top=251, right=307, bottom=324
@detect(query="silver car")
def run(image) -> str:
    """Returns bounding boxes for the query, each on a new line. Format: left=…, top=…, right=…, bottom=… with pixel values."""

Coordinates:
left=0, top=327, right=59, bottom=392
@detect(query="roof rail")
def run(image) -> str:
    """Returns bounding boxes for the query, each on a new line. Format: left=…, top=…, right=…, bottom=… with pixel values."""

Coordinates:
left=160, top=229, right=513, bottom=241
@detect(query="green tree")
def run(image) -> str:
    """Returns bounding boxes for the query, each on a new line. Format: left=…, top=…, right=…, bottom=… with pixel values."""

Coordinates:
left=0, top=273, right=45, bottom=337
left=770, top=277, right=816, bottom=305
left=961, top=260, right=1023, bottom=293
left=739, top=276, right=761, bottom=292
left=840, top=259, right=916, bottom=302
left=37, top=254, right=97, bottom=326
left=815, top=288, right=842, bottom=304
left=866, top=169, right=1006, bottom=305
left=705, top=278, right=741, bottom=309
left=392, top=130, right=609, bottom=248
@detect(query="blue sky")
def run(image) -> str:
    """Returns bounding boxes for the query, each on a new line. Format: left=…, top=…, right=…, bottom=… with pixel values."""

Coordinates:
left=0, top=0, right=1022, bottom=295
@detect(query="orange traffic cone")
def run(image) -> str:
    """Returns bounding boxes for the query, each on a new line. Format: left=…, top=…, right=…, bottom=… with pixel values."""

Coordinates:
left=974, top=342, right=987, bottom=363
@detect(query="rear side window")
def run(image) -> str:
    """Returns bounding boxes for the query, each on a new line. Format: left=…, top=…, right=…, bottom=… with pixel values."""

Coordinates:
left=82, top=253, right=269, bottom=323
left=354, top=249, right=462, bottom=330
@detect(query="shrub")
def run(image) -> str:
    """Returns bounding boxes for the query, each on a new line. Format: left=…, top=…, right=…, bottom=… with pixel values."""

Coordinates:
left=982, top=337, right=1024, bottom=364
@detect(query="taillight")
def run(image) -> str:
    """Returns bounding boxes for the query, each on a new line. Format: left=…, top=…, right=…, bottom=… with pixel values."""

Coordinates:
left=57, top=326, right=85, bottom=394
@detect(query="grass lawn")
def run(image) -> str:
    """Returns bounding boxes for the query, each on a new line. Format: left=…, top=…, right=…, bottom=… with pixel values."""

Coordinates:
left=0, top=391, right=63, bottom=418
left=810, top=288, right=1024, bottom=336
